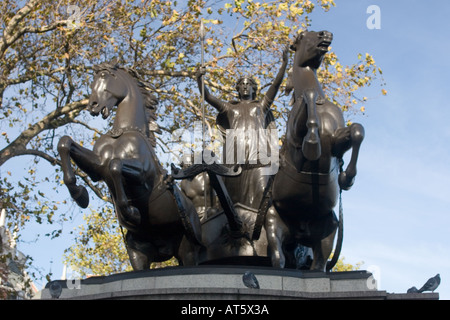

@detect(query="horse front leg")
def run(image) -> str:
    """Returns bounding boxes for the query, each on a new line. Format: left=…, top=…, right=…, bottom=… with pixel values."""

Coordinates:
left=57, top=135, right=101, bottom=208
left=310, top=228, right=337, bottom=272
left=309, top=211, right=338, bottom=272
left=333, top=123, right=365, bottom=190
left=302, top=89, right=321, bottom=161
left=108, top=158, right=150, bottom=226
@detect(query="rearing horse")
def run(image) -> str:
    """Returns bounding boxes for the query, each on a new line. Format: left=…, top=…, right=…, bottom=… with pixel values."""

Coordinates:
left=267, top=31, right=365, bottom=271
left=57, top=60, right=202, bottom=270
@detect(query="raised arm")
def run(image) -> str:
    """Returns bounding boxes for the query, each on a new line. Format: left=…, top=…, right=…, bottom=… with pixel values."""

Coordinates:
left=261, top=45, right=289, bottom=113
left=196, top=68, right=228, bottom=113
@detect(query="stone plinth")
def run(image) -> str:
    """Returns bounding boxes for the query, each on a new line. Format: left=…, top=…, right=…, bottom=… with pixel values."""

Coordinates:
left=35, top=266, right=439, bottom=300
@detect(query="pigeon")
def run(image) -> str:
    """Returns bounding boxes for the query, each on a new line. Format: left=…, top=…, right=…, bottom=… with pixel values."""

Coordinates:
left=418, top=274, right=440, bottom=293
left=48, top=281, right=62, bottom=299
left=242, top=271, right=260, bottom=289
left=294, top=244, right=313, bottom=270
left=407, top=286, right=419, bottom=293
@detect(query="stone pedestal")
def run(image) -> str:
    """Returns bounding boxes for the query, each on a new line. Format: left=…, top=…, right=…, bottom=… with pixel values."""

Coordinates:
left=35, top=266, right=438, bottom=300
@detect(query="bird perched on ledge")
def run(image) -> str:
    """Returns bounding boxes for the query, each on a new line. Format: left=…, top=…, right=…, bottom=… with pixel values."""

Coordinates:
left=242, top=271, right=260, bottom=289
left=408, top=274, right=441, bottom=294
left=418, top=274, right=440, bottom=293
left=407, top=286, right=419, bottom=293
left=48, top=281, right=62, bottom=299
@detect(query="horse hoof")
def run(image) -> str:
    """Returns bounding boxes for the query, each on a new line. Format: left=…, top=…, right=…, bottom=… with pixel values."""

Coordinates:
left=338, top=171, right=355, bottom=190
left=72, top=186, right=89, bottom=208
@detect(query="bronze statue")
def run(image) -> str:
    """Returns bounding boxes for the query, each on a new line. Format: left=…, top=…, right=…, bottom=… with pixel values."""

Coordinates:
left=55, top=29, right=365, bottom=273
left=267, top=31, right=365, bottom=271
left=57, top=60, right=203, bottom=270
left=196, top=46, right=288, bottom=212
left=179, top=158, right=218, bottom=222
left=188, top=47, right=288, bottom=263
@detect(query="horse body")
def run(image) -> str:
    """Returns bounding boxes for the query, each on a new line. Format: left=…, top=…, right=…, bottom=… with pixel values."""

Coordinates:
left=58, top=62, right=202, bottom=270
left=269, top=31, right=364, bottom=271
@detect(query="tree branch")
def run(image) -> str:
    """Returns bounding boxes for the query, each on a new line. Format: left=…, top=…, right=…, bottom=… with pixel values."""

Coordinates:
left=0, top=99, right=88, bottom=166
left=0, top=0, right=69, bottom=59
left=142, top=70, right=194, bottom=78
left=8, top=148, right=59, bottom=166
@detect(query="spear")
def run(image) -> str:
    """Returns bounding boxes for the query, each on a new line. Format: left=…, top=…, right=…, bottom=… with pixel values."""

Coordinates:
left=199, top=19, right=208, bottom=213
left=200, top=19, right=206, bottom=159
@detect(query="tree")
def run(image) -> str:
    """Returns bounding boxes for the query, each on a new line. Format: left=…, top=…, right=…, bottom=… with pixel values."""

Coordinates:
left=63, top=205, right=177, bottom=277
left=63, top=205, right=131, bottom=277
left=0, top=0, right=384, bottom=279
left=332, top=256, right=363, bottom=272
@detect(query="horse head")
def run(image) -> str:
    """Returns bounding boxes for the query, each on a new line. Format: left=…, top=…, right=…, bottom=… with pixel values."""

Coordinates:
left=291, top=30, right=333, bottom=70
left=89, top=60, right=128, bottom=119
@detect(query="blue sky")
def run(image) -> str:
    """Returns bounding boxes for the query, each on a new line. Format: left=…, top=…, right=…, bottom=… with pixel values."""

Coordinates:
left=307, top=0, right=450, bottom=298
left=3, top=0, right=450, bottom=299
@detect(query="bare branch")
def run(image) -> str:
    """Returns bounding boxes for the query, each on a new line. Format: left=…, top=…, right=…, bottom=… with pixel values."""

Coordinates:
left=0, top=0, right=68, bottom=59
left=0, top=99, right=88, bottom=166
left=142, top=70, right=195, bottom=78
left=6, top=148, right=59, bottom=166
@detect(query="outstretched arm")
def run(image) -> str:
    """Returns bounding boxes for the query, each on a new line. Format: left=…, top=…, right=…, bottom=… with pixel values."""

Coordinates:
left=196, top=68, right=228, bottom=113
left=261, top=45, right=289, bottom=113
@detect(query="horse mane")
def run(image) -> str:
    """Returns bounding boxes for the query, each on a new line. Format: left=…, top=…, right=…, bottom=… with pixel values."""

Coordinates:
left=124, top=68, right=162, bottom=146
left=125, top=68, right=158, bottom=111
left=93, top=61, right=162, bottom=145
left=285, top=67, right=295, bottom=106
left=92, top=61, right=158, bottom=111
left=285, top=30, right=307, bottom=106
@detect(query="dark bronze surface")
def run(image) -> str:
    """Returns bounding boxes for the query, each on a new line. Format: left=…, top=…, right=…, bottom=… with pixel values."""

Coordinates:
left=269, top=31, right=364, bottom=271
left=58, top=60, right=202, bottom=270
left=56, top=31, right=364, bottom=273
left=189, top=46, right=288, bottom=263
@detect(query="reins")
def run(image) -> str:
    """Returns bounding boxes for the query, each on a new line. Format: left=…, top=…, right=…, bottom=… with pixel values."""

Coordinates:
left=326, top=159, right=344, bottom=272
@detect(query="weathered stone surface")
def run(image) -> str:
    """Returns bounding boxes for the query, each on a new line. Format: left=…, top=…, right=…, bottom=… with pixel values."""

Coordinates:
left=35, top=266, right=439, bottom=300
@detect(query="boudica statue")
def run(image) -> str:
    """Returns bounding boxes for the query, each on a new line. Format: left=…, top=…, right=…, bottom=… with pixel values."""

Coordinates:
left=186, top=46, right=288, bottom=264
left=57, top=59, right=203, bottom=270
left=195, top=45, right=287, bottom=213
left=268, top=31, right=365, bottom=271
left=56, top=29, right=364, bottom=273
